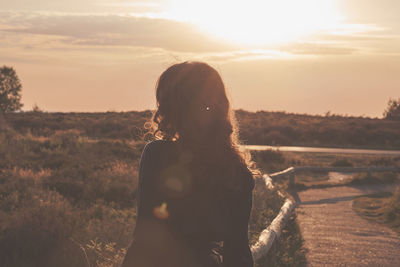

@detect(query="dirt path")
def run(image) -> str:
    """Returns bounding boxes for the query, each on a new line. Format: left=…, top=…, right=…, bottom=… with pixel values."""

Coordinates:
left=296, top=184, right=400, bottom=266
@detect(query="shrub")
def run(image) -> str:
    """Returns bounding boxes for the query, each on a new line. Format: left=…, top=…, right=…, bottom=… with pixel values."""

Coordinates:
left=0, top=188, right=87, bottom=267
left=331, top=159, right=353, bottom=167
left=383, top=98, right=400, bottom=119
left=251, top=150, right=286, bottom=173
left=385, top=186, right=400, bottom=230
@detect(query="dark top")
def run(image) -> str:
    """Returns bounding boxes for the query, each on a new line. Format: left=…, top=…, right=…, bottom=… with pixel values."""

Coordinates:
left=121, top=140, right=255, bottom=267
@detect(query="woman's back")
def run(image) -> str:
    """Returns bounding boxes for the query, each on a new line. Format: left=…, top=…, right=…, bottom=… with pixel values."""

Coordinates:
left=121, top=140, right=255, bottom=267
left=121, top=61, right=257, bottom=267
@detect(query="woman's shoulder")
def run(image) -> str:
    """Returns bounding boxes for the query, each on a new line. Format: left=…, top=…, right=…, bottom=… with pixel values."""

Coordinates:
left=141, top=139, right=179, bottom=161
left=143, top=139, right=177, bottom=150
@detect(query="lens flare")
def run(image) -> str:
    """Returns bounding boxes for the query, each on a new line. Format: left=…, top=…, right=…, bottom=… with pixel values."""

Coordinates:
left=153, top=201, right=169, bottom=219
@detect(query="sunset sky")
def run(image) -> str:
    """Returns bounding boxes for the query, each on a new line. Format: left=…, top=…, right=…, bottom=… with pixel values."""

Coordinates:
left=0, top=0, right=399, bottom=117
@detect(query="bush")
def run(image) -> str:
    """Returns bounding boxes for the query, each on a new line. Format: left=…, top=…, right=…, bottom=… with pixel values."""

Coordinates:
left=0, top=166, right=136, bottom=267
left=331, top=159, right=353, bottom=167
left=383, top=98, right=400, bottom=120
left=385, top=187, right=400, bottom=230
left=251, top=150, right=286, bottom=173
left=0, top=188, right=87, bottom=267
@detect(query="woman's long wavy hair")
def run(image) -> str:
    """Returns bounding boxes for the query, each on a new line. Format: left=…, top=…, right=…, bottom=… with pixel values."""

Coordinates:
left=150, top=61, right=259, bottom=195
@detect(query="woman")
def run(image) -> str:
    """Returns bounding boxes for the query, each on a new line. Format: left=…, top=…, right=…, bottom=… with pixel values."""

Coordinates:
left=121, top=61, right=257, bottom=267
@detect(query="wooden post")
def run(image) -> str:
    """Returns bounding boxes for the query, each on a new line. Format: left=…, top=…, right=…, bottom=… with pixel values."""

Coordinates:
left=288, top=172, right=301, bottom=204
left=289, top=172, right=294, bottom=189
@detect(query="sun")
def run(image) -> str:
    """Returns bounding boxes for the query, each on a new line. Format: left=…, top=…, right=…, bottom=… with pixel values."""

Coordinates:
left=165, top=0, right=343, bottom=46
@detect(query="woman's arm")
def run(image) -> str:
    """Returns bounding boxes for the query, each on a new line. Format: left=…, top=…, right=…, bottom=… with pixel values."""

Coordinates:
left=121, top=141, right=165, bottom=267
left=222, top=181, right=255, bottom=267
left=135, top=142, right=161, bottom=218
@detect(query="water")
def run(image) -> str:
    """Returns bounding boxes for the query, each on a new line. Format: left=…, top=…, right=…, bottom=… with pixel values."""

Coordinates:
left=243, top=145, right=400, bottom=155
left=328, top=172, right=354, bottom=183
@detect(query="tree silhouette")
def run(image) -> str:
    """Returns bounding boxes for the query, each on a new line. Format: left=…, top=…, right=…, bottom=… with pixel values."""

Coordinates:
left=0, top=66, right=23, bottom=114
left=383, top=98, right=400, bottom=119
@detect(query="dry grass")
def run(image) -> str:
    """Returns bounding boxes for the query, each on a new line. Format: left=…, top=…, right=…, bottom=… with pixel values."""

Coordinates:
left=4, top=110, right=398, bottom=266
left=1, top=124, right=290, bottom=266
left=11, top=167, right=52, bottom=184
left=353, top=187, right=400, bottom=233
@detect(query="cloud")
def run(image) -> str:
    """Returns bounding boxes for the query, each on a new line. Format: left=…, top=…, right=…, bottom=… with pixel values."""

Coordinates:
left=0, top=0, right=163, bottom=14
left=250, top=22, right=399, bottom=56
left=280, top=43, right=357, bottom=56
left=0, top=0, right=96, bottom=12
left=95, top=0, right=164, bottom=12
left=0, top=11, right=239, bottom=53
left=1, top=10, right=399, bottom=67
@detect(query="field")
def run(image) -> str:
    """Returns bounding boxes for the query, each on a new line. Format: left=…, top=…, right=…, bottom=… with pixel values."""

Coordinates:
left=235, top=110, right=400, bottom=149
left=1, top=110, right=399, bottom=266
left=3, top=109, right=400, bottom=149
left=0, top=112, right=305, bottom=266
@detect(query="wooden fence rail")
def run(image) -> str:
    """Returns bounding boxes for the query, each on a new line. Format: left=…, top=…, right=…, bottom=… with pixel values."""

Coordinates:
left=270, top=166, right=400, bottom=178
left=250, top=174, right=296, bottom=262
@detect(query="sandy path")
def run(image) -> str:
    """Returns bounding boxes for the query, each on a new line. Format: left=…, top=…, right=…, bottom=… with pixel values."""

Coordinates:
left=296, top=184, right=400, bottom=266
